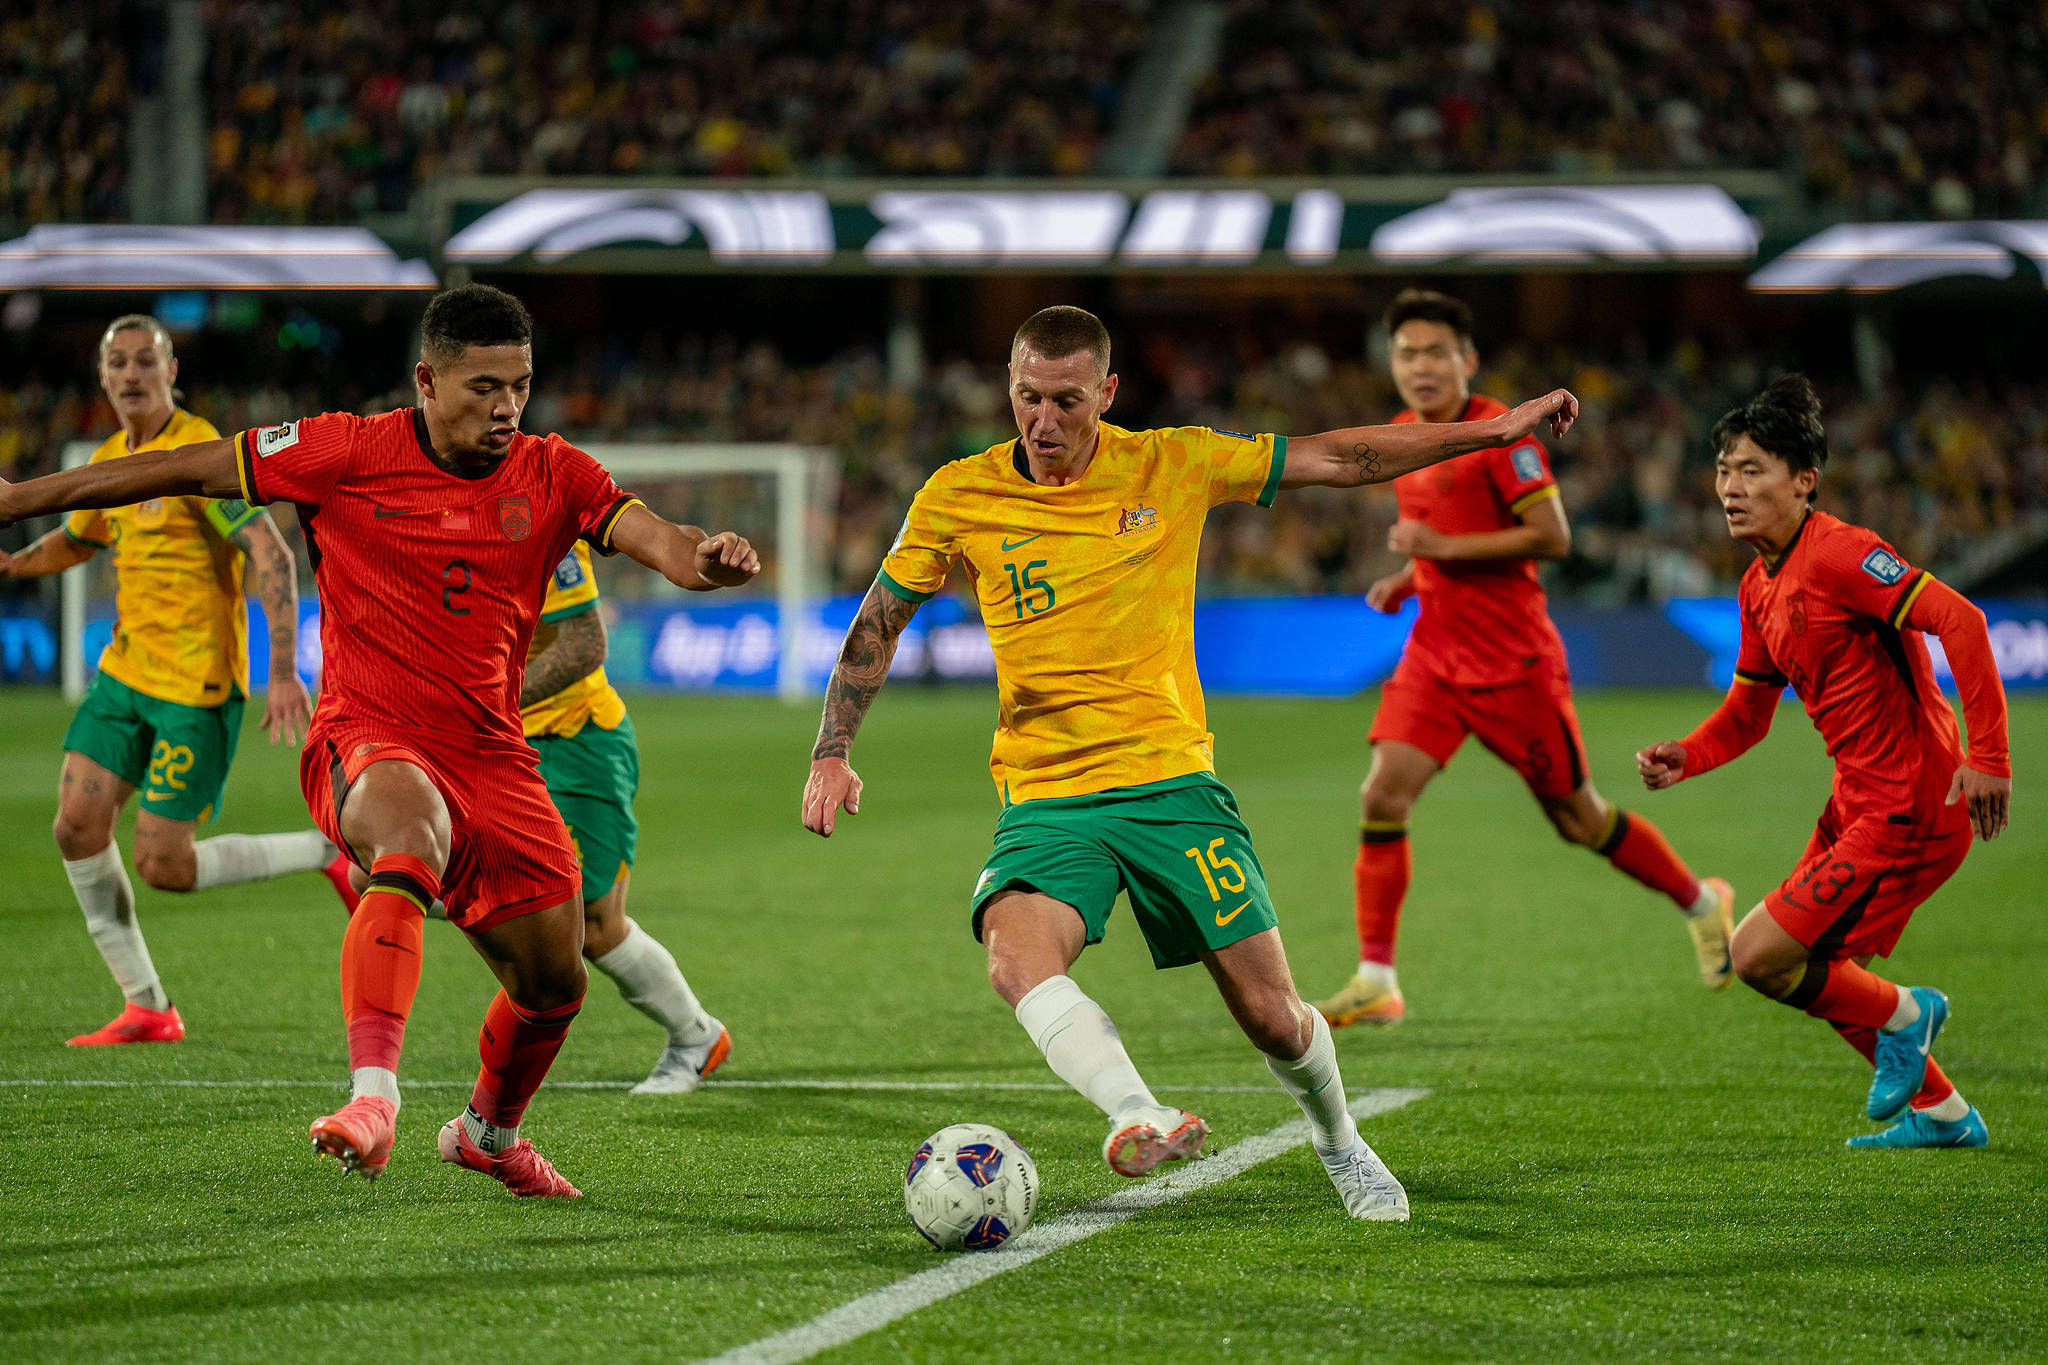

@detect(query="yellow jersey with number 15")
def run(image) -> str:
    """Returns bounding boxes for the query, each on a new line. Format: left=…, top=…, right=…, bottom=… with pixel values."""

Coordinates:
left=522, top=541, right=629, bottom=739
left=65, top=408, right=261, bottom=709
left=879, top=422, right=1284, bottom=803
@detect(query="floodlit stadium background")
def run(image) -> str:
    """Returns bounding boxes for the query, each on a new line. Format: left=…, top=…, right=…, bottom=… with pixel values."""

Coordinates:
left=4, top=0, right=2045, bottom=696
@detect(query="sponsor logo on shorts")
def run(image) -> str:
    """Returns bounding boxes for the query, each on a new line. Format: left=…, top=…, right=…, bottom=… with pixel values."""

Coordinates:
left=1510, top=442, right=1545, bottom=484
left=499, top=495, right=532, bottom=542
left=1861, top=547, right=1908, bottom=585
left=1215, top=898, right=1252, bottom=927
left=253, top=422, right=300, bottom=458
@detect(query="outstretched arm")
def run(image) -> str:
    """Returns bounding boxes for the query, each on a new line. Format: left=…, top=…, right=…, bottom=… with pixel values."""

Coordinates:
left=0, top=528, right=99, bottom=579
left=803, top=580, right=921, bottom=837
left=1389, top=489, right=1572, bottom=563
left=228, top=511, right=313, bottom=746
left=1280, top=389, right=1579, bottom=490
left=0, top=439, right=244, bottom=526
left=1636, top=676, right=1781, bottom=790
left=607, top=503, right=760, bottom=590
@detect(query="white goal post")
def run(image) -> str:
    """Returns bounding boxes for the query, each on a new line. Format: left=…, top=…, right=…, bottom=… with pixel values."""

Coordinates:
left=57, top=439, right=842, bottom=703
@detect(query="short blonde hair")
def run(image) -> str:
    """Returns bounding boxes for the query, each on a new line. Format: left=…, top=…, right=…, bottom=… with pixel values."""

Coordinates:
left=98, top=314, right=174, bottom=365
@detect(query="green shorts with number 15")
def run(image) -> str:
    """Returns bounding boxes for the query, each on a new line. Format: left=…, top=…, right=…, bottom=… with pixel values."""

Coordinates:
left=968, top=772, right=1279, bottom=970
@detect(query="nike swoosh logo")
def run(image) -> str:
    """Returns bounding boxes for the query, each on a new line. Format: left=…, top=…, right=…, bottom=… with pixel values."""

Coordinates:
left=1000, top=534, right=1043, bottom=551
left=1215, top=898, right=1252, bottom=927
left=372, top=506, right=408, bottom=518
left=373, top=935, right=416, bottom=954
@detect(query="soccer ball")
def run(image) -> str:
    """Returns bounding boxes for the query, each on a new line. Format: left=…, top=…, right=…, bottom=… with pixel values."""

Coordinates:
left=902, top=1123, right=1039, bottom=1252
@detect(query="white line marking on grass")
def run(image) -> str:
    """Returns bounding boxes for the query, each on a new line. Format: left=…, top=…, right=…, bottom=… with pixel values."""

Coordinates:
left=0, top=1078, right=1281, bottom=1093
left=694, top=1087, right=1431, bottom=1365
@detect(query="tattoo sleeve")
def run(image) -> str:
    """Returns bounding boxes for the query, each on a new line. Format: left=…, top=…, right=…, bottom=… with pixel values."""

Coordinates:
left=230, top=515, right=299, bottom=669
left=812, top=580, right=920, bottom=761
left=520, top=609, right=607, bottom=708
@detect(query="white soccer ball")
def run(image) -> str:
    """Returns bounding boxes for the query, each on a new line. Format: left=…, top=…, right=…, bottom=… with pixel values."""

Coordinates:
left=903, top=1122, right=1039, bottom=1252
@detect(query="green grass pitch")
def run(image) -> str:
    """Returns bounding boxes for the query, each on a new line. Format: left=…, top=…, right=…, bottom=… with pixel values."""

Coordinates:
left=2, top=687, right=2043, bottom=1363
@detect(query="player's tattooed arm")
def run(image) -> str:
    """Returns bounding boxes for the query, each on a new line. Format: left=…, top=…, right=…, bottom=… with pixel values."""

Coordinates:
left=0, top=438, right=244, bottom=528
left=229, top=511, right=314, bottom=745
left=520, top=610, right=606, bottom=708
left=0, top=528, right=99, bottom=579
left=1279, top=389, right=1580, bottom=490
left=804, top=580, right=920, bottom=836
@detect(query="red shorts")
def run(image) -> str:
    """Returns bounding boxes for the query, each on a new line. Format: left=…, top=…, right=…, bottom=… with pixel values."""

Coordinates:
left=1368, top=655, right=1587, bottom=801
left=303, top=717, right=580, bottom=932
left=1764, top=801, right=1971, bottom=960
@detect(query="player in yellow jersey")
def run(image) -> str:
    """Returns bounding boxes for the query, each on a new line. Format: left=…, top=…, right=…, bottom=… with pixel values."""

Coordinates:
left=0, top=315, right=349, bottom=1046
left=803, top=306, right=1578, bottom=1220
left=521, top=542, right=731, bottom=1092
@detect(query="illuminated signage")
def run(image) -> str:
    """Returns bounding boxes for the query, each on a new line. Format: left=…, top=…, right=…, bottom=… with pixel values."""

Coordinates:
left=1747, top=221, right=2048, bottom=292
left=0, top=225, right=436, bottom=289
left=1370, top=185, right=1759, bottom=263
left=444, top=188, right=834, bottom=264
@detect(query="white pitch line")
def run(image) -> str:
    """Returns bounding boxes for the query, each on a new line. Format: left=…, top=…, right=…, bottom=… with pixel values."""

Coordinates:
left=694, top=1087, right=1431, bottom=1365
left=0, top=1078, right=1281, bottom=1093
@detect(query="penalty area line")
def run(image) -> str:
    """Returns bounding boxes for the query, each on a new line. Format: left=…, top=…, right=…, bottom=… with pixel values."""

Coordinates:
left=693, top=1087, right=1431, bottom=1365
left=0, top=1077, right=1284, bottom=1094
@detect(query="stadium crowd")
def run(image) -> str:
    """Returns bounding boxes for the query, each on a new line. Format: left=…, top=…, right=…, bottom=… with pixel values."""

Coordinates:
left=14, top=1, right=2043, bottom=229
left=8, top=334, right=2042, bottom=600
left=1175, top=0, right=2047, bottom=220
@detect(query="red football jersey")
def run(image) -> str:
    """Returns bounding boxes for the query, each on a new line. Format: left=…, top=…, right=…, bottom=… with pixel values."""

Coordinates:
left=232, top=408, right=640, bottom=745
left=1732, top=510, right=1964, bottom=825
left=1392, top=394, right=1567, bottom=687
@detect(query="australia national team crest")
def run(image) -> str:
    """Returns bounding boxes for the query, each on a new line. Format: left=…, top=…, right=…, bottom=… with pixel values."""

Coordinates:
left=1116, top=505, right=1158, bottom=536
left=498, top=496, right=532, bottom=542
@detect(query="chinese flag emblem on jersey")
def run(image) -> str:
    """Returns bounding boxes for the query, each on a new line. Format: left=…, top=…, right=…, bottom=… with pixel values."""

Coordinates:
left=498, top=496, right=532, bottom=542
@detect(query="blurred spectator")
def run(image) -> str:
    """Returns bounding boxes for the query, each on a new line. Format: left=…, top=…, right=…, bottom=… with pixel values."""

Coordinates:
left=200, top=0, right=1152, bottom=222
left=1174, top=1, right=2048, bottom=219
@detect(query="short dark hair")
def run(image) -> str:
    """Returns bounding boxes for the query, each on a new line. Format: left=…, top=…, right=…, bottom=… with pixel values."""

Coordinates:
left=419, top=283, right=533, bottom=366
left=1011, top=305, right=1111, bottom=378
left=1383, top=288, right=1475, bottom=348
left=1712, top=374, right=1829, bottom=501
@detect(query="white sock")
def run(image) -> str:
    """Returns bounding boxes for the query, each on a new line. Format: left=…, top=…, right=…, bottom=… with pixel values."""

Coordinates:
left=1881, top=988, right=1923, bottom=1033
left=591, top=918, right=718, bottom=1047
left=459, top=1105, right=517, bottom=1154
left=1014, top=975, right=1155, bottom=1119
left=1354, top=960, right=1397, bottom=990
left=1685, top=882, right=1721, bottom=918
left=349, top=1066, right=400, bottom=1109
left=64, top=845, right=168, bottom=1011
left=190, top=831, right=335, bottom=891
left=1919, top=1091, right=1970, bottom=1122
left=1266, top=1009, right=1359, bottom=1154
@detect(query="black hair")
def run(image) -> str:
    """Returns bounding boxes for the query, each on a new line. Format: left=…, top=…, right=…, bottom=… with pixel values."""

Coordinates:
left=1011, top=305, right=1111, bottom=379
left=1711, top=373, right=1828, bottom=502
left=1382, top=288, right=1475, bottom=348
left=419, top=283, right=533, bottom=366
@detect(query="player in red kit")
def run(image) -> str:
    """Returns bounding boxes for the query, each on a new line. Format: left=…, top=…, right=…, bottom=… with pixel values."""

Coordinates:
left=1314, top=291, right=1733, bottom=1027
left=1639, top=375, right=2009, bottom=1149
left=0, top=285, right=760, bottom=1193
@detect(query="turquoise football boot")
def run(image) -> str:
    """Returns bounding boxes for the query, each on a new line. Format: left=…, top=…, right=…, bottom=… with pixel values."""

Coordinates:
left=1847, top=1105, right=1988, bottom=1149
left=1867, top=986, right=1948, bottom=1120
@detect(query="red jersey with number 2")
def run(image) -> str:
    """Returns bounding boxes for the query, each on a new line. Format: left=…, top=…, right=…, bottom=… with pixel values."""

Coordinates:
left=234, top=408, right=640, bottom=746
left=1732, top=510, right=1965, bottom=829
left=1392, top=394, right=1567, bottom=687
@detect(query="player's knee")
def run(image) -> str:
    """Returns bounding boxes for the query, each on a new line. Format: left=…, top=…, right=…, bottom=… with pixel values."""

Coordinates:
left=134, top=846, right=196, bottom=893
left=1239, top=993, right=1311, bottom=1059
left=52, top=810, right=110, bottom=861
left=1360, top=780, right=1414, bottom=825
left=1728, top=929, right=1792, bottom=995
left=515, top=957, right=589, bottom=1013
left=373, top=816, right=450, bottom=874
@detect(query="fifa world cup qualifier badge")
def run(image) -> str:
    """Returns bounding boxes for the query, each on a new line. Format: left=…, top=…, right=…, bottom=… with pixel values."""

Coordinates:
left=498, top=496, right=532, bottom=541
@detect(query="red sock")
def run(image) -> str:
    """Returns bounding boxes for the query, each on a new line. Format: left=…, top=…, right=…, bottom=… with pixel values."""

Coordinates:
left=1828, top=1022, right=1957, bottom=1108
left=338, top=854, right=437, bottom=1073
left=1354, top=824, right=1411, bottom=966
left=1784, top=957, right=1900, bottom=1031
left=1597, top=810, right=1701, bottom=909
left=468, top=990, right=583, bottom=1133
